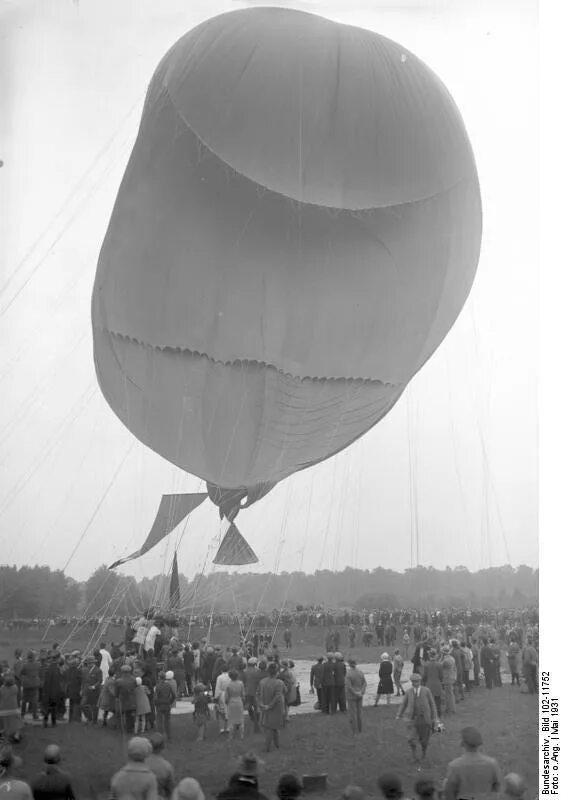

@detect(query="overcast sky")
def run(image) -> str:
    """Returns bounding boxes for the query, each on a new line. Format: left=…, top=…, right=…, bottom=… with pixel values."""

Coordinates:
left=0, top=0, right=540, bottom=584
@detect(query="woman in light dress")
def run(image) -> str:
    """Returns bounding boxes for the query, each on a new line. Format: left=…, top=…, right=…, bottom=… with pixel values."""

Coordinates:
left=224, top=669, right=245, bottom=740
left=214, top=665, right=231, bottom=735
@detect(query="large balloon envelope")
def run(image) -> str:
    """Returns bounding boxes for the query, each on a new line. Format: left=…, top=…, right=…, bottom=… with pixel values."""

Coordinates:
left=92, top=7, right=482, bottom=525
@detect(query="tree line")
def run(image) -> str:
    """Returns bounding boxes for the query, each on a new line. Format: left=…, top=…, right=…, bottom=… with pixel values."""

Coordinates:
left=0, top=562, right=538, bottom=619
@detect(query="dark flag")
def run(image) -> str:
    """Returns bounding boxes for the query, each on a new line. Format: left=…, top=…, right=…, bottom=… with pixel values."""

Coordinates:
left=169, top=551, right=180, bottom=608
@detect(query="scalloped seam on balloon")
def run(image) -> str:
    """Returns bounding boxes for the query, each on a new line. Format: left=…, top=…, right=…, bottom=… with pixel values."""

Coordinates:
left=158, top=84, right=475, bottom=212
left=102, top=327, right=400, bottom=388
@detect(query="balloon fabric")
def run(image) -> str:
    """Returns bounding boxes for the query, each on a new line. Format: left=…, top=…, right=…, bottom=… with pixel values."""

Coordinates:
left=92, top=7, right=482, bottom=519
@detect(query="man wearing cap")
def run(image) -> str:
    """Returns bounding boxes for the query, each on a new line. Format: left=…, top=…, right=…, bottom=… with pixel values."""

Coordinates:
left=443, top=727, right=501, bottom=800
left=31, top=745, right=76, bottom=800
left=110, top=738, right=158, bottom=800
left=345, top=659, right=366, bottom=734
left=396, top=673, right=439, bottom=763
left=154, top=672, right=176, bottom=741
left=146, top=733, right=175, bottom=800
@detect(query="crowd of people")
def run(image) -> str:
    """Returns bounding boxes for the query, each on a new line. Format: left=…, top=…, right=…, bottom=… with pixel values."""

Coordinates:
left=0, top=606, right=538, bottom=799
left=0, top=728, right=530, bottom=800
left=0, top=605, right=539, bottom=639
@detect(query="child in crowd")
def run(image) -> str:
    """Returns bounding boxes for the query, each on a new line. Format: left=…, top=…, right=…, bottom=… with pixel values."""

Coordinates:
left=134, top=676, right=151, bottom=734
left=192, top=682, right=212, bottom=742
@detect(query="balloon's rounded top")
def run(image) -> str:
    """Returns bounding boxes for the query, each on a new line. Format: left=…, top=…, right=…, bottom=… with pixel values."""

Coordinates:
left=150, top=6, right=475, bottom=210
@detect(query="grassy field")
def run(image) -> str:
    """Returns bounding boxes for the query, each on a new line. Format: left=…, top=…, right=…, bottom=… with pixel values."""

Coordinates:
left=0, top=624, right=538, bottom=800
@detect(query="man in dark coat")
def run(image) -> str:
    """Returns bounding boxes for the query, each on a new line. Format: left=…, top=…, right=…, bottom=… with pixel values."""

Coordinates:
left=114, top=663, right=137, bottom=734
left=309, top=656, right=324, bottom=711
left=42, top=657, right=64, bottom=728
left=228, top=646, right=245, bottom=673
left=80, top=655, right=102, bottom=725
left=451, top=641, right=465, bottom=702
left=200, top=647, right=216, bottom=691
left=333, top=653, right=347, bottom=712
left=257, top=663, right=286, bottom=752
left=412, top=639, right=431, bottom=675
left=479, top=639, right=496, bottom=689
left=31, top=745, right=76, bottom=800
left=166, top=649, right=186, bottom=698
left=183, top=647, right=194, bottom=696
left=20, top=651, right=41, bottom=720
left=244, top=658, right=265, bottom=733
left=489, top=639, right=502, bottom=687
left=321, top=653, right=336, bottom=714
left=143, top=650, right=159, bottom=685
left=64, top=656, right=82, bottom=723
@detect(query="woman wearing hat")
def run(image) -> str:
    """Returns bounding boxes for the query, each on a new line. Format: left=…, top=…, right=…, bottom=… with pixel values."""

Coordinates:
left=374, top=654, right=394, bottom=706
